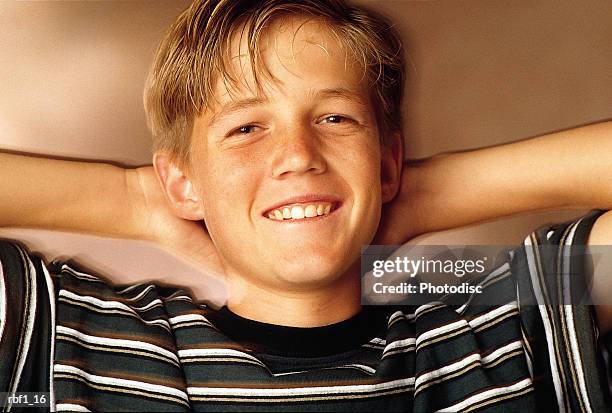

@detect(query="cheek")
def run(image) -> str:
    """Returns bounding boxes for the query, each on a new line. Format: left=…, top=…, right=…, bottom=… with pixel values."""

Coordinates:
left=349, top=141, right=384, bottom=222
left=195, top=153, right=263, bottom=224
left=346, top=140, right=383, bottom=189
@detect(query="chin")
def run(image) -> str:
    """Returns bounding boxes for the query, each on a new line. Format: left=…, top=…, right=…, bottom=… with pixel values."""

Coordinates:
left=270, top=255, right=356, bottom=291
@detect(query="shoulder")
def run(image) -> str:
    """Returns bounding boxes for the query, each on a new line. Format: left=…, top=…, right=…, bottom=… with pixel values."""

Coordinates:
left=509, top=210, right=606, bottom=308
left=0, top=239, right=46, bottom=280
left=0, top=239, right=54, bottom=319
left=525, top=209, right=605, bottom=248
left=50, top=258, right=192, bottom=324
left=510, top=210, right=605, bottom=280
left=0, top=238, right=196, bottom=333
left=522, top=209, right=612, bottom=335
left=0, top=239, right=56, bottom=395
left=510, top=211, right=612, bottom=411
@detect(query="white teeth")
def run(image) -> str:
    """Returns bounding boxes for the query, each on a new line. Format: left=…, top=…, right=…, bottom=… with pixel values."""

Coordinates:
left=316, top=204, right=324, bottom=216
left=283, top=207, right=291, bottom=219
left=267, top=202, right=335, bottom=221
left=304, top=205, right=317, bottom=218
left=291, top=206, right=305, bottom=219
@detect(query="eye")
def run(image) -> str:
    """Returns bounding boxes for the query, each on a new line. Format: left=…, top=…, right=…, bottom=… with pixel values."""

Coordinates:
left=319, top=115, right=352, bottom=124
left=230, top=124, right=260, bottom=136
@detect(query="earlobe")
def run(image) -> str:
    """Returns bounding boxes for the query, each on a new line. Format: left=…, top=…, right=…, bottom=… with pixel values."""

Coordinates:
left=153, top=152, right=205, bottom=221
left=380, top=132, right=404, bottom=203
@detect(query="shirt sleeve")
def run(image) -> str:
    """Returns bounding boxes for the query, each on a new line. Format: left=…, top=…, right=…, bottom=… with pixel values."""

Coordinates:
left=0, top=240, right=55, bottom=412
left=510, top=210, right=612, bottom=412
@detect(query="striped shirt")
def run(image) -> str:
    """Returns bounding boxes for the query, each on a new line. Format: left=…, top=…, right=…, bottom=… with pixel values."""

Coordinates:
left=1, top=211, right=611, bottom=412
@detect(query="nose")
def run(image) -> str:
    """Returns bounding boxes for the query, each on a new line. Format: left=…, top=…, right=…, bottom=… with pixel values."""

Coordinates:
left=271, top=125, right=327, bottom=179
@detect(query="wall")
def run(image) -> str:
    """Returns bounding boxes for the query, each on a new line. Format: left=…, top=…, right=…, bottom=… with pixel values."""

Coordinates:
left=1, top=0, right=610, bottom=303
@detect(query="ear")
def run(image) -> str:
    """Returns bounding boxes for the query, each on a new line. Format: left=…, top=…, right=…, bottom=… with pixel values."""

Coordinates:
left=380, top=132, right=404, bottom=203
left=153, top=152, right=205, bottom=221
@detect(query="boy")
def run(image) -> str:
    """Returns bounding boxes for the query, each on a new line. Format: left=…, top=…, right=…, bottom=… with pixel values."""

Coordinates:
left=1, top=0, right=611, bottom=411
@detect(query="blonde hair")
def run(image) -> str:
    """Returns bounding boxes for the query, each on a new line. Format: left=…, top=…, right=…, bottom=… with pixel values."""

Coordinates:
left=144, top=0, right=404, bottom=167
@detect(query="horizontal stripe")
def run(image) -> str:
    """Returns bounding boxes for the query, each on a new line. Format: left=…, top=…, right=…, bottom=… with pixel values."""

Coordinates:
left=414, top=303, right=446, bottom=319
left=271, top=363, right=376, bottom=377
left=187, top=376, right=415, bottom=398
left=368, top=337, right=386, bottom=346
left=122, top=285, right=156, bottom=301
left=131, top=299, right=163, bottom=312
left=58, top=290, right=170, bottom=330
left=54, top=364, right=189, bottom=402
left=470, top=303, right=518, bottom=329
left=169, top=313, right=216, bottom=328
left=60, top=289, right=163, bottom=316
left=56, top=325, right=179, bottom=365
left=56, top=403, right=91, bottom=412
left=344, top=364, right=376, bottom=375
left=58, top=265, right=102, bottom=282
left=382, top=337, right=415, bottom=358
left=115, top=284, right=145, bottom=295
left=416, top=340, right=525, bottom=389
left=439, top=377, right=533, bottom=412
left=178, top=348, right=265, bottom=368
left=188, top=388, right=412, bottom=403
left=164, top=295, right=196, bottom=303
left=415, top=302, right=518, bottom=349
left=456, top=265, right=512, bottom=313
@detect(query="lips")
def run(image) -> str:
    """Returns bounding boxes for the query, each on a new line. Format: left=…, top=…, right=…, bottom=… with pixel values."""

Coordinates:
left=262, top=195, right=341, bottom=221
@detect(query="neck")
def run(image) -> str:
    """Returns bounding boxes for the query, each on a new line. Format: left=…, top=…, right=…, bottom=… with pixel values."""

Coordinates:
left=225, top=261, right=361, bottom=327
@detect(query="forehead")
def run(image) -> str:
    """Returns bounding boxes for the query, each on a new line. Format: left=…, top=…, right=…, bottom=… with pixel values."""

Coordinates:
left=210, top=15, right=369, bottom=106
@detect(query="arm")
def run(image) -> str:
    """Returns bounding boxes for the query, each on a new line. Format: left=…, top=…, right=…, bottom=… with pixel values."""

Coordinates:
left=378, top=121, right=612, bottom=244
left=0, top=152, right=138, bottom=237
left=0, top=152, right=224, bottom=277
left=377, top=122, right=612, bottom=334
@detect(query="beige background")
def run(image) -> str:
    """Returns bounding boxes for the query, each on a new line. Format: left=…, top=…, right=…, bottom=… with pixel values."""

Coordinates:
left=1, top=0, right=611, bottom=303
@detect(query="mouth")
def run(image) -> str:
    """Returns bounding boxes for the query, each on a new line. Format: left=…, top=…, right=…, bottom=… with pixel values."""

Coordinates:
left=262, top=197, right=342, bottom=222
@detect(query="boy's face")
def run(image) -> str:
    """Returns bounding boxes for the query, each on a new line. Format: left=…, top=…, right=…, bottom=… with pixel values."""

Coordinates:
left=170, top=17, right=401, bottom=295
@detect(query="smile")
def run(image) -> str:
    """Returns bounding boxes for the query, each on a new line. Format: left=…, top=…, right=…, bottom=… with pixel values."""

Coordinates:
left=266, top=202, right=337, bottom=221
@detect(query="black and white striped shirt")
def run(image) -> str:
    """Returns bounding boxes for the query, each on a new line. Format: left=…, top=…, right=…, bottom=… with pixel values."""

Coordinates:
left=1, top=211, right=610, bottom=412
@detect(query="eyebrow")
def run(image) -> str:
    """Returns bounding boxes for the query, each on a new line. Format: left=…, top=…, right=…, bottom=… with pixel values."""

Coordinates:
left=208, top=87, right=368, bottom=126
left=208, top=97, right=268, bottom=126
left=308, top=87, right=368, bottom=107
